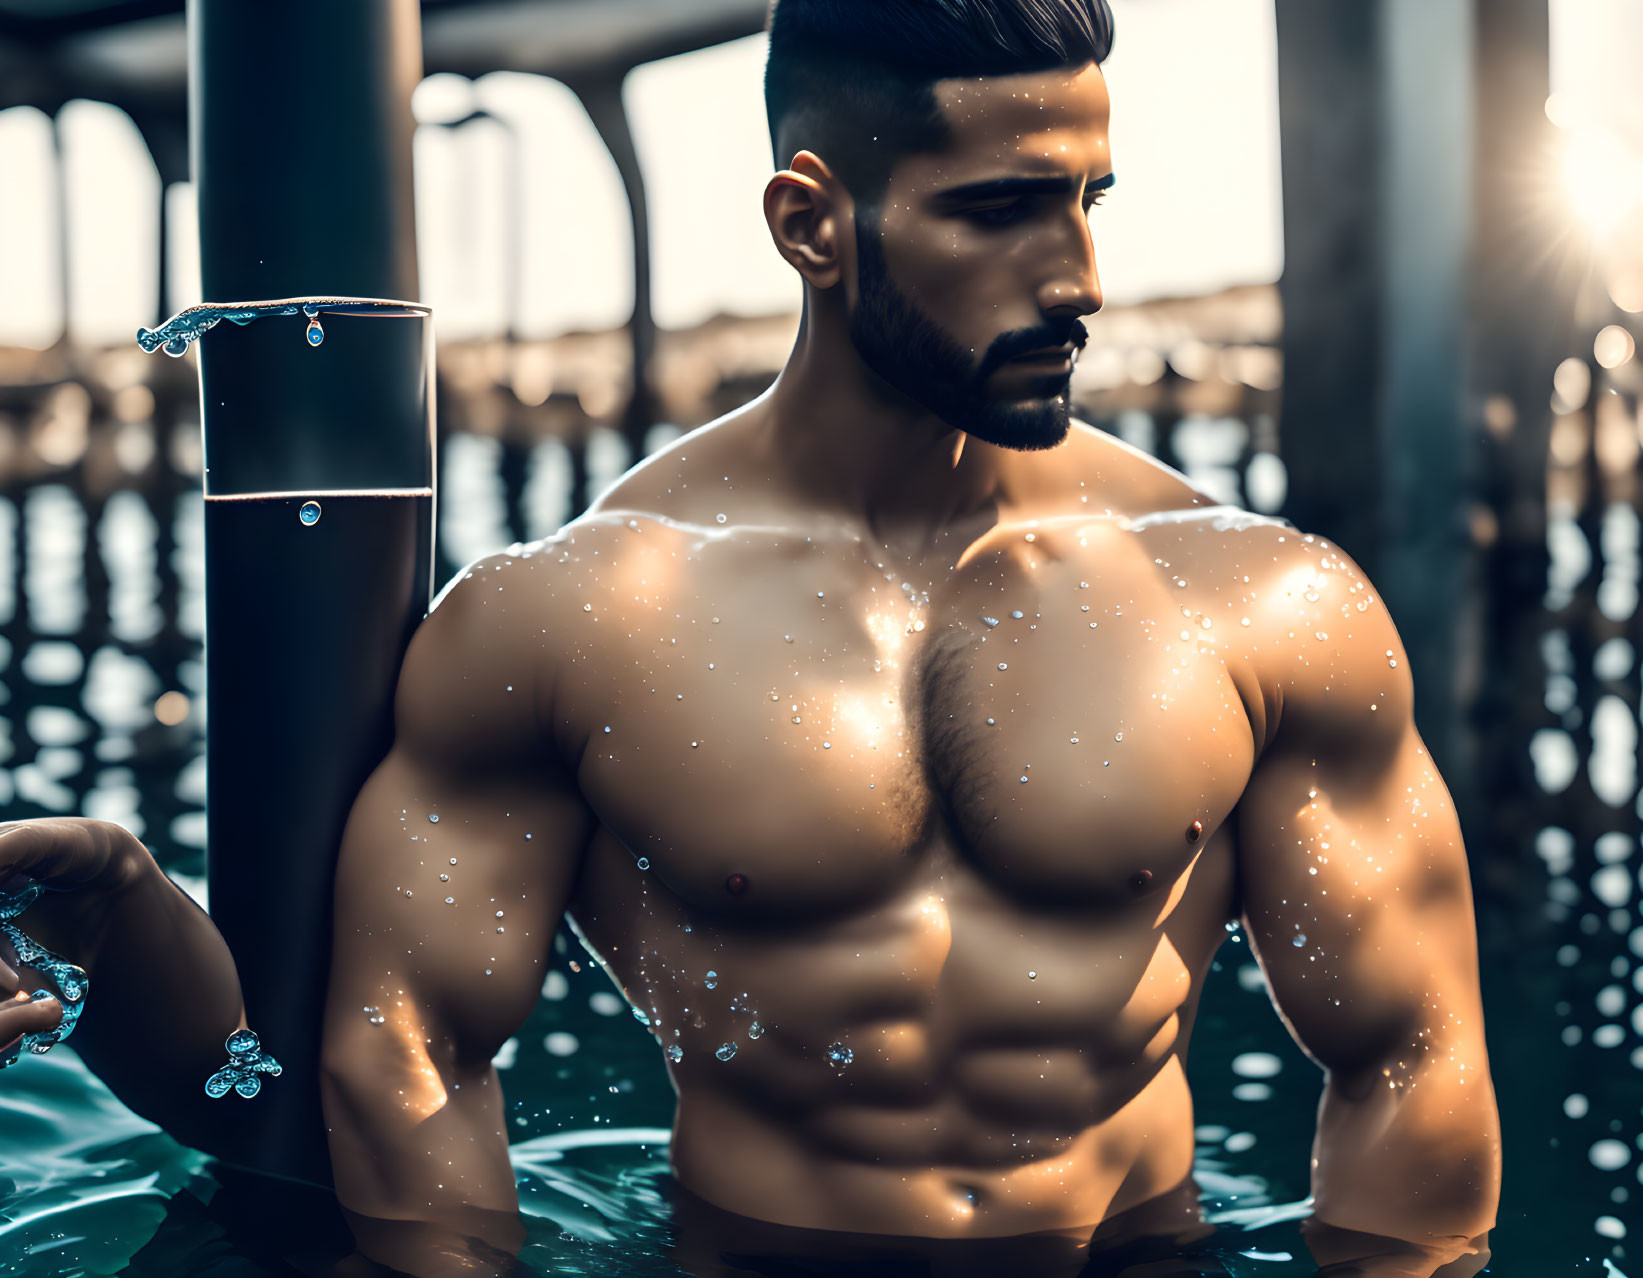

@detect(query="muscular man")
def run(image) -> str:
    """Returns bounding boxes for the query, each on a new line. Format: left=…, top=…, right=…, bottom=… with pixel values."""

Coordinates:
left=1, top=1, right=1499, bottom=1275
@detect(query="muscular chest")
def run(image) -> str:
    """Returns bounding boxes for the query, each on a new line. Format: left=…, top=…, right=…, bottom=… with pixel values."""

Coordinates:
left=564, top=522, right=1256, bottom=917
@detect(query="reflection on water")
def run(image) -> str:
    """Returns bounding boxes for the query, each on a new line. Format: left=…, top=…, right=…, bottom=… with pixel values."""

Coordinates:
left=0, top=423, right=1638, bottom=1276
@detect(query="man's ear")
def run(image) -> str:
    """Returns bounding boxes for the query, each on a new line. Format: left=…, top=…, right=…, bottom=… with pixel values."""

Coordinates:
left=763, top=149, right=848, bottom=292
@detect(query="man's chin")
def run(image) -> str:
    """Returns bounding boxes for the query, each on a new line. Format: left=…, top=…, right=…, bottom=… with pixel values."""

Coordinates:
left=952, top=398, right=1072, bottom=452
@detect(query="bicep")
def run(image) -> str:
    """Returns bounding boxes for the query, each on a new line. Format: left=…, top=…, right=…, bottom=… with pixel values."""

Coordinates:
left=1232, top=534, right=1486, bottom=1083
left=1235, top=721, right=1482, bottom=1080
left=321, top=549, right=598, bottom=1082
left=324, top=745, right=595, bottom=1076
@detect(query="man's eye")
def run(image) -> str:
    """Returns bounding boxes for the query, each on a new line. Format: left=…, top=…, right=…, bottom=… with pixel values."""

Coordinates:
left=969, top=202, right=1026, bottom=227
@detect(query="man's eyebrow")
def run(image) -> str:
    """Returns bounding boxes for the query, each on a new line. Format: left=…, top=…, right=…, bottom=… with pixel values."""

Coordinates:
left=934, top=171, right=1116, bottom=202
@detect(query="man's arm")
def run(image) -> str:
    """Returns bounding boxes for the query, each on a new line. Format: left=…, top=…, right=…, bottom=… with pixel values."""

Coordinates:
left=1232, top=531, right=1501, bottom=1273
left=318, top=543, right=599, bottom=1275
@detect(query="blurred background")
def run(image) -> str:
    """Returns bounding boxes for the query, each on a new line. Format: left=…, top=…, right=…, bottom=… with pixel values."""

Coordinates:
left=0, top=0, right=1641, bottom=1274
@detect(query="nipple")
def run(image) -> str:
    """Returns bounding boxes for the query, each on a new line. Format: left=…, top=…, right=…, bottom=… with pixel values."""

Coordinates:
left=1186, top=819, right=1203, bottom=843
left=724, top=873, right=749, bottom=896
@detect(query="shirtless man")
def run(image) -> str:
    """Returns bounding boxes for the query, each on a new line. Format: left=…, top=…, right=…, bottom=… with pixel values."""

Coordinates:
left=0, top=1, right=1500, bottom=1275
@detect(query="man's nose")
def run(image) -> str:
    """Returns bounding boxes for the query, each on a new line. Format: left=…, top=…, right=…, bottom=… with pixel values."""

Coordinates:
left=1039, top=218, right=1103, bottom=319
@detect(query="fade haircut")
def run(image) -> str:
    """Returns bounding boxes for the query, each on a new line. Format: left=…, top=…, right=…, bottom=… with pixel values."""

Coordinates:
left=764, top=0, right=1115, bottom=225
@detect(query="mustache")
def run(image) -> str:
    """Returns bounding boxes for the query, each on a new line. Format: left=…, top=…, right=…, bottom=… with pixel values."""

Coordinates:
left=990, top=323, right=1090, bottom=370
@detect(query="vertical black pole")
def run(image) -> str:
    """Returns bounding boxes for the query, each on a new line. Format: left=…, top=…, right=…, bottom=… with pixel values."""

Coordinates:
left=1274, top=0, right=1477, bottom=803
left=189, top=0, right=430, bottom=1188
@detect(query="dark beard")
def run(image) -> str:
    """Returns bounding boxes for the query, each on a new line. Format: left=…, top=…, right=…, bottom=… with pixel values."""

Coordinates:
left=847, top=220, right=1073, bottom=452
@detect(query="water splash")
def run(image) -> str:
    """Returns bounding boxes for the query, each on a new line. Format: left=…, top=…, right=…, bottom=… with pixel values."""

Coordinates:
left=0, top=882, right=88, bottom=1063
left=204, top=1028, right=282, bottom=1100
left=137, top=296, right=429, bottom=358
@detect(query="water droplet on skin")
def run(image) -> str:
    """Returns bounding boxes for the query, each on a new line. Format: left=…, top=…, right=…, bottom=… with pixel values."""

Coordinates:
left=982, top=616, right=1000, bottom=627
left=440, top=874, right=449, bottom=882
left=666, top=1044, right=684, bottom=1062
left=1020, top=776, right=1029, bottom=783
left=1011, top=610, right=1024, bottom=619
left=428, top=814, right=439, bottom=824
left=998, top=663, right=1008, bottom=671
left=633, top=1008, right=651, bottom=1025
left=363, top=1006, right=385, bottom=1026
left=986, top=718, right=996, bottom=725
left=716, top=1042, right=737, bottom=1061
left=1114, top=732, right=1123, bottom=742
left=449, top=858, right=457, bottom=865
left=1187, top=820, right=1203, bottom=843
left=704, top=971, right=718, bottom=989
left=1028, top=971, right=1037, bottom=980
left=637, top=857, right=650, bottom=870
left=1130, top=870, right=1154, bottom=892
left=822, top=741, right=831, bottom=749
left=748, top=1021, right=763, bottom=1039
left=784, top=635, right=794, bottom=643
left=716, top=513, right=727, bottom=524
left=826, top=1043, right=854, bottom=1069
left=305, top=317, right=324, bottom=347
left=299, top=501, right=321, bottom=526
left=1293, top=934, right=1307, bottom=947
left=445, top=897, right=454, bottom=905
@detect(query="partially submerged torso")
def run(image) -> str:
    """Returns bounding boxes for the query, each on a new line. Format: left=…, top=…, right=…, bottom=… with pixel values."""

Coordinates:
left=527, top=409, right=1289, bottom=1237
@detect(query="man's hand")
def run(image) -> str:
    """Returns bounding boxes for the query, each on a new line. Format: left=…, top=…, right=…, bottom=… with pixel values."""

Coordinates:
left=1232, top=529, right=1501, bottom=1251
left=0, top=817, right=250, bottom=1155
left=0, top=817, right=149, bottom=1056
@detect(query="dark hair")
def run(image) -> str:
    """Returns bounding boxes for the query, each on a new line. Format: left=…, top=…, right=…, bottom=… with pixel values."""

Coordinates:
left=764, top=0, right=1115, bottom=220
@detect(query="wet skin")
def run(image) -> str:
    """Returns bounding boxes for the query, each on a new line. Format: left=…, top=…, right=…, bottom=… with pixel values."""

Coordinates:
left=308, top=60, right=1499, bottom=1272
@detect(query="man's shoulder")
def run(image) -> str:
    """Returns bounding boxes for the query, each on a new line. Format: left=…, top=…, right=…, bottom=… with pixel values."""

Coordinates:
left=1061, top=417, right=1225, bottom=522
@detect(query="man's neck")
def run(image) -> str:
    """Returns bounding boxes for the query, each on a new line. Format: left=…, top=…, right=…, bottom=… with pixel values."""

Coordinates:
left=755, top=316, right=1009, bottom=563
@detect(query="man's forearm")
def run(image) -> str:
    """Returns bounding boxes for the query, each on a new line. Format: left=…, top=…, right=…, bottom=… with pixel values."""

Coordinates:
left=1310, top=1044, right=1502, bottom=1251
left=322, top=1038, right=524, bottom=1276
left=17, top=848, right=248, bottom=1155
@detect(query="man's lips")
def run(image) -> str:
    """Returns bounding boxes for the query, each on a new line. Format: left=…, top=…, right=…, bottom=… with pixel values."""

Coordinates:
left=1012, top=344, right=1076, bottom=363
